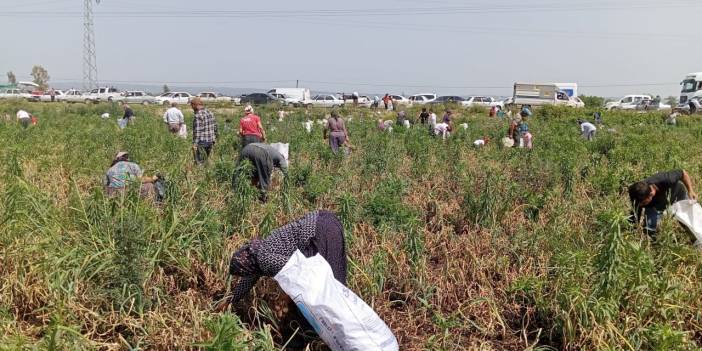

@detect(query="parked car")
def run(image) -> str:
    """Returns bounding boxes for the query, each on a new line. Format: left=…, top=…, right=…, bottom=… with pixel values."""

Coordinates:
left=270, top=93, right=299, bottom=106
left=85, top=87, right=121, bottom=103
left=155, top=92, right=193, bottom=105
left=0, top=89, right=31, bottom=100
left=197, top=92, right=232, bottom=103
left=57, top=89, right=84, bottom=103
left=634, top=99, right=672, bottom=111
left=408, top=93, right=437, bottom=104
left=34, top=90, right=65, bottom=102
left=429, top=96, right=466, bottom=105
left=267, top=88, right=311, bottom=105
left=340, top=94, right=373, bottom=107
left=389, top=94, right=410, bottom=105
left=605, top=95, right=651, bottom=110
left=463, top=96, right=504, bottom=109
left=239, top=93, right=280, bottom=105
left=571, top=96, right=585, bottom=108
left=300, top=94, right=345, bottom=108
left=114, top=91, right=155, bottom=105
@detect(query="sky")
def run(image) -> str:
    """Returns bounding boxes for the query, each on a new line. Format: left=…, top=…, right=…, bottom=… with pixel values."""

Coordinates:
left=1, top=0, right=701, bottom=98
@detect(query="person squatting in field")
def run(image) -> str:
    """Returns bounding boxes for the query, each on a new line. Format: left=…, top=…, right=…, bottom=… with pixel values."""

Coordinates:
left=323, top=110, right=350, bottom=154
left=122, top=104, right=135, bottom=123
left=578, top=119, right=597, bottom=141
left=191, top=97, right=218, bottom=165
left=233, top=143, right=288, bottom=202
left=220, top=210, right=347, bottom=311
left=163, top=102, right=184, bottom=134
left=629, top=169, right=698, bottom=238
left=103, top=151, right=159, bottom=198
left=16, top=110, right=32, bottom=129
left=239, top=105, right=266, bottom=150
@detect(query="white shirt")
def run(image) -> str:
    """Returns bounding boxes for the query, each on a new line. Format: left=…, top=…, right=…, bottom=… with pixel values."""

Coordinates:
left=473, top=139, right=485, bottom=147
left=581, top=122, right=596, bottom=134
left=429, top=113, right=437, bottom=128
left=163, top=107, right=184, bottom=124
left=17, top=110, right=30, bottom=120
left=434, top=123, right=449, bottom=134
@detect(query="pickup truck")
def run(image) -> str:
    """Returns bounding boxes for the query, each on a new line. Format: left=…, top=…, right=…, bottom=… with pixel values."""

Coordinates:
left=85, top=87, right=121, bottom=103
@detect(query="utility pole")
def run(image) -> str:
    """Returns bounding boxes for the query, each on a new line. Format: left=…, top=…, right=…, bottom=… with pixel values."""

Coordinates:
left=83, top=0, right=100, bottom=91
left=296, top=80, right=299, bottom=88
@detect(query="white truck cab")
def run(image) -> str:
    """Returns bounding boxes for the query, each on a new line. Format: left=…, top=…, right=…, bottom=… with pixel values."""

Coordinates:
left=679, top=72, right=702, bottom=113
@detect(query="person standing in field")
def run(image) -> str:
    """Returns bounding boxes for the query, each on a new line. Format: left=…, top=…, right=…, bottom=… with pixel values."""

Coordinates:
left=578, top=119, right=597, bottom=141
left=419, top=107, right=429, bottom=125
left=324, top=111, right=349, bottom=154
left=629, top=169, right=698, bottom=237
left=428, top=108, right=437, bottom=132
left=103, top=151, right=159, bottom=198
left=239, top=105, right=266, bottom=150
left=16, top=110, right=31, bottom=129
left=372, top=95, right=380, bottom=110
left=122, top=104, right=135, bottom=123
left=517, top=117, right=532, bottom=149
left=191, top=97, right=218, bottom=165
left=382, top=94, right=390, bottom=110
left=163, top=102, right=185, bottom=134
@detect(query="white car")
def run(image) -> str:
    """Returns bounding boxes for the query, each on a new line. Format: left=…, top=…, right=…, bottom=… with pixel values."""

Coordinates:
left=270, top=93, right=299, bottom=106
left=389, top=94, right=410, bottom=105
left=85, top=87, right=121, bottom=103
left=300, top=94, right=345, bottom=108
left=408, top=93, right=437, bottom=104
left=197, top=92, right=232, bottom=103
left=462, top=96, right=504, bottom=109
left=605, top=95, right=651, bottom=110
left=114, top=91, right=156, bottom=105
left=0, top=88, right=31, bottom=100
left=36, top=90, right=64, bottom=102
left=59, top=89, right=86, bottom=103
left=155, top=92, right=193, bottom=105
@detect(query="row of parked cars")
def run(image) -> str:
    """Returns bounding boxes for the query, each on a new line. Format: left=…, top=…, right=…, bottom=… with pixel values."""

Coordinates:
left=0, top=87, right=238, bottom=105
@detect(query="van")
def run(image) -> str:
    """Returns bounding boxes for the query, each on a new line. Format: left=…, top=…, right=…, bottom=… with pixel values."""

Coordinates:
left=512, top=83, right=575, bottom=107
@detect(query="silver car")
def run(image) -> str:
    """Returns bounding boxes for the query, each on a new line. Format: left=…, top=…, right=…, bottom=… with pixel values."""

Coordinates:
left=114, top=91, right=156, bottom=105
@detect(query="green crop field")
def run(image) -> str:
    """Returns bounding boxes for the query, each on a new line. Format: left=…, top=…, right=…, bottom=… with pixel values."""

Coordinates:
left=1, top=101, right=701, bottom=350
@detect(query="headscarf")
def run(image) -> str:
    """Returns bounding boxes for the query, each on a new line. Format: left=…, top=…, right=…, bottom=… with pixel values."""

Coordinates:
left=229, top=239, right=263, bottom=277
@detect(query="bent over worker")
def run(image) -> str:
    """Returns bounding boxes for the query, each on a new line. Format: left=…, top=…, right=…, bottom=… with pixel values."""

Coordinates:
left=629, top=169, right=698, bottom=237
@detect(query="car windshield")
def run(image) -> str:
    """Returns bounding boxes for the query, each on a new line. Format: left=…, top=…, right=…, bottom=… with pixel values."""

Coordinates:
left=681, top=79, right=697, bottom=93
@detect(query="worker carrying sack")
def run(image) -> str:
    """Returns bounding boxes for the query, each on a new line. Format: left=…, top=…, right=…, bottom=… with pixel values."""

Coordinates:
left=670, top=200, right=702, bottom=248
left=274, top=250, right=399, bottom=351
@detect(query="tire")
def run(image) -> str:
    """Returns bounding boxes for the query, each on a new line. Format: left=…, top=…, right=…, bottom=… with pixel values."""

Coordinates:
left=690, top=103, right=697, bottom=114
left=142, top=101, right=150, bottom=106
left=163, top=101, right=169, bottom=106
left=84, top=99, right=91, bottom=104
left=107, top=97, right=113, bottom=102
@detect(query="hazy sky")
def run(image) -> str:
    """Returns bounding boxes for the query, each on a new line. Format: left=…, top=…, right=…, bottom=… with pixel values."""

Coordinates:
left=2, top=0, right=701, bottom=97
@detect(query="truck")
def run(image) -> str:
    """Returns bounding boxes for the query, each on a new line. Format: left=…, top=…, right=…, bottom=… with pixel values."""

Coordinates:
left=678, top=72, right=702, bottom=114
left=554, top=83, right=578, bottom=97
left=512, top=83, right=579, bottom=107
left=266, top=88, right=311, bottom=106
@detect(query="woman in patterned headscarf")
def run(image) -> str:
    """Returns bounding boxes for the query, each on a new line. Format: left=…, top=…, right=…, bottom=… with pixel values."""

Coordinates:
left=222, top=210, right=347, bottom=308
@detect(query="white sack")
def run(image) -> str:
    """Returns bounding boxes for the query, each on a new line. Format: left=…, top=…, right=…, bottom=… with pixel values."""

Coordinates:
left=274, top=250, right=399, bottom=351
left=303, top=120, right=313, bottom=133
left=269, top=142, right=290, bottom=161
left=670, top=200, right=702, bottom=247
left=178, top=124, right=187, bottom=139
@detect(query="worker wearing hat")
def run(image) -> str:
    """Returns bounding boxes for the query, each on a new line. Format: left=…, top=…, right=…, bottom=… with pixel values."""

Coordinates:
left=239, top=105, right=266, bottom=150
left=104, top=151, right=158, bottom=198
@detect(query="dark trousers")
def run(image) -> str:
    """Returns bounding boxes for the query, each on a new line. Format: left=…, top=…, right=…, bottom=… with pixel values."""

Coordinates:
left=644, top=181, right=689, bottom=235
left=240, top=134, right=262, bottom=150
left=20, top=118, right=30, bottom=129
left=194, top=141, right=213, bottom=165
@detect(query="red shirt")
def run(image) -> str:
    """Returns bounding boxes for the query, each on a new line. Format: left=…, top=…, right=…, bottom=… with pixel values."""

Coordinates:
left=240, top=114, right=262, bottom=138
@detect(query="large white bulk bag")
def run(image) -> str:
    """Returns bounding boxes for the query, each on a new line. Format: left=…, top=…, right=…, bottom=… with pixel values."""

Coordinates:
left=269, top=142, right=289, bottom=161
left=178, top=124, right=187, bottom=139
left=274, top=250, right=399, bottom=351
left=670, top=200, right=702, bottom=248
